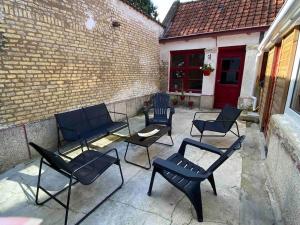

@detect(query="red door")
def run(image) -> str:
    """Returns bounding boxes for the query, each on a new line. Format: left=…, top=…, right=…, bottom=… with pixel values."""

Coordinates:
left=214, top=46, right=246, bottom=108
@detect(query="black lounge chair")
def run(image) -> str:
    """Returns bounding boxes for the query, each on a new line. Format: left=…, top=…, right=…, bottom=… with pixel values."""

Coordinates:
left=147, top=136, right=245, bottom=222
left=144, top=93, right=175, bottom=135
left=29, top=142, right=124, bottom=225
left=190, top=105, right=242, bottom=142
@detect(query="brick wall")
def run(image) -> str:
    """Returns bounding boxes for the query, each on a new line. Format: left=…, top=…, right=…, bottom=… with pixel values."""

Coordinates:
left=0, top=0, right=163, bottom=127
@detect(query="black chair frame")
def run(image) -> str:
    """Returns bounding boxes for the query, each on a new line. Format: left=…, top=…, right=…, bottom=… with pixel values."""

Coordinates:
left=147, top=136, right=245, bottom=222
left=190, top=111, right=241, bottom=142
left=35, top=148, right=124, bottom=225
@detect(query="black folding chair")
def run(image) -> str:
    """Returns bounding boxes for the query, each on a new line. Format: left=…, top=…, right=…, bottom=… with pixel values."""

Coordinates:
left=29, top=143, right=124, bottom=225
left=144, top=93, right=175, bottom=135
left=147, top=136, right=245, bottom=222
left=190, top=105, right=242, bottom=142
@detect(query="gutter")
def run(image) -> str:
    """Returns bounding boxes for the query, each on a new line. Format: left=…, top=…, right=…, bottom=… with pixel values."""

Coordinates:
left=160, top=26, right=270, bottom=43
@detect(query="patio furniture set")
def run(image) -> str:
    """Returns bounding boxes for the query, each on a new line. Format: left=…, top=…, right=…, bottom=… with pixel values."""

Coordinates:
left=29, top=93, right=244, bottom=225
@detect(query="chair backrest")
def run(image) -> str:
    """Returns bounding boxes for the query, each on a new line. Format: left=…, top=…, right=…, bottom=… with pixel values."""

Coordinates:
left=55, top=109, right=90, bottom=142
left=29, top=142, right=71, bottom=173
left=206, top=135, right=245, bottom=174
left=216, top=105, right=242, bottom=132
left=83, top=103, right=112, bottom=130
left=153, top=93, right=170, bottom=120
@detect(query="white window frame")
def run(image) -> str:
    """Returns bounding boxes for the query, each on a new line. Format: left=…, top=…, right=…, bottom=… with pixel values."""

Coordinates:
left=285, top=32, right=300, bottom=121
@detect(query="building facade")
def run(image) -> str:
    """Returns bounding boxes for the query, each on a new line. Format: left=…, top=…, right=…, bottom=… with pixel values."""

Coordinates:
left=160, top=0, right=284, bottom=109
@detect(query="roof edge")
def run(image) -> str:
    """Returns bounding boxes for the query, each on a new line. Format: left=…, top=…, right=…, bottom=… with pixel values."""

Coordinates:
left=159, top=26, right=270, bottom=43
left=119, top=0, right=164, bottom=27
left=162, top=1, right=180, bottom=27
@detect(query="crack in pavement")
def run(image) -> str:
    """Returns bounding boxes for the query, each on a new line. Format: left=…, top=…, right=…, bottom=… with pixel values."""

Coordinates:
left=109, top=198, right=171, bottom=222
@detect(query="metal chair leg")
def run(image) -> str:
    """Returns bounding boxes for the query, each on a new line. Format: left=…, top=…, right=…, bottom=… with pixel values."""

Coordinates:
left=64, top=177, right=73, bottom=225
left=147, top=168, right=157, bottom=196
left=124, top=143, right=151, bottom=170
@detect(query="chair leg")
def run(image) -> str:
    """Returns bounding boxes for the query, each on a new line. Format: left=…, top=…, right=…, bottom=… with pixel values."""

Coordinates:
left=64, top=177, right=73, bottom=225
left=200, top=132, right=203, bottom=142
left=35, top=158, right=43, bottom=205
left=147, top=168, right=157, bottom=196
left=208, top=174, right=217, bottom=195
left=190, top=123, right=194, bottom=136
left=127, top=125, right=132, bottom=137
left=187, top=186, right=203, bottom=222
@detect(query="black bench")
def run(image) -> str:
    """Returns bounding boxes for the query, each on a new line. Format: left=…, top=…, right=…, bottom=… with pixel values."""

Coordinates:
left=55, top=103, right=131, bottom=155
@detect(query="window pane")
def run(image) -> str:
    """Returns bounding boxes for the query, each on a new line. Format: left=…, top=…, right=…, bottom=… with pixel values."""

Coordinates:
left=170, top=79, right=183, bottom=91
left=188, top=70, right=203, bottom=79
left=189, top=53, right=204, bottom=66
left=222, top=58, right=240, bottom=71
left=171, top=55, right=185, bottom=67
left=171, top=70, right=185, bottom=79
left=188, top=70, right=203, bottom=90
left=189, top=80, right=202, bottom=90
left=221, top=71, right=239, bottom=84
left=290, top=68, right=300, bottom=114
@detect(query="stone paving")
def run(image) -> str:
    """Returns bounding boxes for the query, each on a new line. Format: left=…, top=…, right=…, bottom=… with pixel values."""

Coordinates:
left=0, top=108, right=278, bottom=225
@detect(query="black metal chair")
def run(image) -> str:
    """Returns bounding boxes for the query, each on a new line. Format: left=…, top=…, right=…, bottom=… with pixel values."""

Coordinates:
left=147, top=136, right=245, bottom=222
left=190, top=105, right=242, bottom=142
left=29, top=142, right=124, bottom=225
left=144, top=93, right=175, bottom=135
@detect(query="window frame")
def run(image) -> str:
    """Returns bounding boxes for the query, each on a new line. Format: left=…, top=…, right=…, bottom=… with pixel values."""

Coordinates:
left=285, top=32, right=300, bottom=121
left=169, top=49, right=205, bottom=94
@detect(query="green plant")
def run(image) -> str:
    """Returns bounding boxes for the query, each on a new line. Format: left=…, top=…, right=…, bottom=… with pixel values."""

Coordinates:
left=200, top=63, right=215, bottom=72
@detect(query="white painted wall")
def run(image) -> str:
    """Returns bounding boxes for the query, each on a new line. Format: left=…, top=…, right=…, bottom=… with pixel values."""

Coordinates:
left=160, top=32, right=261, bottom=100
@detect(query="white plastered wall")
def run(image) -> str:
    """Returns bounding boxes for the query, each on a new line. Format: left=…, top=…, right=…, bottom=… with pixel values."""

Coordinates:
left=160, top=32, right=261, bottom=108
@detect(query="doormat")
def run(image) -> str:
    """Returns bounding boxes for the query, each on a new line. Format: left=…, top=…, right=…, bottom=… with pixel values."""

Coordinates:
left=90, top=135, right=121, bottom=148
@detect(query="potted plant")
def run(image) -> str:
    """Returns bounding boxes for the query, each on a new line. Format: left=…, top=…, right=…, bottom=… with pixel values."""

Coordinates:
left=172, top=96, right=178, bottom=106
left=201, top=63, right=215, bottom=76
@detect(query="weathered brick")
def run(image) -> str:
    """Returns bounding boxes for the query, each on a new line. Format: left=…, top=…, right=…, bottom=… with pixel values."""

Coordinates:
left=0, top=0, right=163, bottom=126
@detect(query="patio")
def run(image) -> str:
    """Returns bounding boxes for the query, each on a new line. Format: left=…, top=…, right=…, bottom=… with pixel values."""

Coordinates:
left=0, top=108, right=279, bottom=225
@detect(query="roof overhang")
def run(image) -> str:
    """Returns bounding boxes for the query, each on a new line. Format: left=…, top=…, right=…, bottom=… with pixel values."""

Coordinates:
left=159, top=26, right=269, bottom=43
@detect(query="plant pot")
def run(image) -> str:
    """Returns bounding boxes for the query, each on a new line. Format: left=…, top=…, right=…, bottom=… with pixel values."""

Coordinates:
left=172, top=100, right=178, bottom=106
left=203, top=69, right=211, bottom=76
left=180, top=95, right=185, bottom=101
left=188, top=101, right=194, bottom=109
left=144, top=100, right=150, bottom=107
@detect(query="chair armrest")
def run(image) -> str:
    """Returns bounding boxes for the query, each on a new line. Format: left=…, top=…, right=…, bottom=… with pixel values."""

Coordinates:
left=178, top=138, right=224, bottom=156
left=153, top=158, right=207, bottom=181
left=192, top=111, right=221, bottom=121
left=143, top=106, right=153, bottom=114
left=72, top=148, right=120, bottom=175
left=109, top=111, right=130, bottom=124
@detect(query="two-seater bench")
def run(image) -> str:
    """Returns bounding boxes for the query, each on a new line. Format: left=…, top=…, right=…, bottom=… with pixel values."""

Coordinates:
left=55, top=103, right=131, bottom=155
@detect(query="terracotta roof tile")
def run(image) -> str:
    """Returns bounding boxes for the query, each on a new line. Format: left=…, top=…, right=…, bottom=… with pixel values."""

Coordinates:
left=163, top=0, right=285, bottom=39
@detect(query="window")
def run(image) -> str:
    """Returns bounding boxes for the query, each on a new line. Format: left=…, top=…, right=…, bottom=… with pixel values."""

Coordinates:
left=290, top=65, right=300, bottom=114
left=285, top=35, right=300, bottom=121
left=169, top=50, right=205, bottom=93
